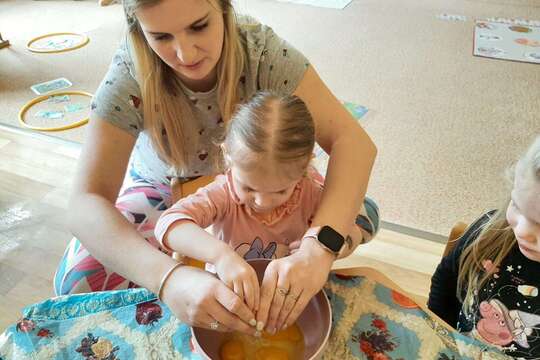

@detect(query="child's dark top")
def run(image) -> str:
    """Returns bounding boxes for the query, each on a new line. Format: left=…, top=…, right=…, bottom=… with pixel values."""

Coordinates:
left=429, top=211, right=540, bottom=359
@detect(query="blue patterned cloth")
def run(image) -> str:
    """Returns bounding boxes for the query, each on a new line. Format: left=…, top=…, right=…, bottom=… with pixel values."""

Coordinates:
left=0, top=274, right=510, bottom=359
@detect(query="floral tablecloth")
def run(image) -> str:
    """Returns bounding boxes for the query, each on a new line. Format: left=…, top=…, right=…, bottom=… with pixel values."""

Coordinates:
left=0, top=271, right=510, bottom=360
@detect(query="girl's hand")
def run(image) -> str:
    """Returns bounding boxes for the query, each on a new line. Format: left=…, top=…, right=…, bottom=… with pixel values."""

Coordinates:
left=288, top=240, right=302, bottom=254
left=161, top=265, right=257, bottom=334
left=256, top=237, right=334, bottom=333
left=214, top=250, right=260, bottom=314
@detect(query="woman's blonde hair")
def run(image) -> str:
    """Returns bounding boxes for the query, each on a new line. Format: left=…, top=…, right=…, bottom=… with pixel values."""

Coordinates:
left=223, top=91, right=315, bottom=178
left=123, top=0, right=245, bottom=171
left=458, top=136, right=540, bottom=315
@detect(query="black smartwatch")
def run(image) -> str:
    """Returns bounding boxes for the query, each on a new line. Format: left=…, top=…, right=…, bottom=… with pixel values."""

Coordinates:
left=304, top=225, right=345, bottom=255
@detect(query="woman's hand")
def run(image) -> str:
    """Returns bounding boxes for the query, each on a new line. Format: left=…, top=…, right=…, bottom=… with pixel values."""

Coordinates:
left=214, top=250, right=260, bottom=314
left=161, top=265, right=257, bottom=335
left=256, top=237, right=334, bottom=333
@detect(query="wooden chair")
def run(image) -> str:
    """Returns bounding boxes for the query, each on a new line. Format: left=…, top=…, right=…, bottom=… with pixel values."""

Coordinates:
left=442, top=221, right=469, bottom=258
left=0, top=33, right=10, bottom=49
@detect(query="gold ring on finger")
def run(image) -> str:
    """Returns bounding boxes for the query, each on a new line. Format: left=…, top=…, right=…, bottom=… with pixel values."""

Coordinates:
left=277, top=287, right=289, bottom=296
left=288, top=292, right=301, bottom=301
left=209, top=320, right=219, bottom=330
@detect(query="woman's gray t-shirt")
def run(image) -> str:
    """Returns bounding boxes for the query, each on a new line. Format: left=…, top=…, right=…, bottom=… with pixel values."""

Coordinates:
left=91, top=17, right=309, bottom=185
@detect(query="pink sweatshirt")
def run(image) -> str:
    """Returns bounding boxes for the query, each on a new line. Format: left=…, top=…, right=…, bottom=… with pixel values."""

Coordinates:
left=155, top=172, right=323, bottom=260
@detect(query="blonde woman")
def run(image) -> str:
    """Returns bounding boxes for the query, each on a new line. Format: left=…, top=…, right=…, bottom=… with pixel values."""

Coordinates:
left=429, top=136, right=540, bottom=358
left=55, top=0, right=377, bottom=334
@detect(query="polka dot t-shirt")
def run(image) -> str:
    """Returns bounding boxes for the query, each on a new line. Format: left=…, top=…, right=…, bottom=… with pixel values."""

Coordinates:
left=91, top=16, right=310, bottom=185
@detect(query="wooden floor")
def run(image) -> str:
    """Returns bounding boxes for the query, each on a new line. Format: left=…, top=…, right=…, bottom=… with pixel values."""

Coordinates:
left=0, top=127, right=446, bottom=332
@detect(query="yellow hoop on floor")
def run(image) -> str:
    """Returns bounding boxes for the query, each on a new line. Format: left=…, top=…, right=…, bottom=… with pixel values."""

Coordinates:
left=18, top=91, right=93, bottom=132
left=26, top=32, right=89, bottom=54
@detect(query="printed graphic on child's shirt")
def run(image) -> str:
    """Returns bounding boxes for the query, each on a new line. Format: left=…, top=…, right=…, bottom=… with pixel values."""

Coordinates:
left=472, top=299, right=540, bottom=349
left=235, top=237, right=289, bottom=260
left=459, top=251, right=540, bottom=359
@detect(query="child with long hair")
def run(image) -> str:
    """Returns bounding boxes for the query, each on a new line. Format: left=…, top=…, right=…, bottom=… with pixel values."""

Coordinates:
left=155, top=91, right=379, bottom=331
left=429, top=136, right=540, bottom=358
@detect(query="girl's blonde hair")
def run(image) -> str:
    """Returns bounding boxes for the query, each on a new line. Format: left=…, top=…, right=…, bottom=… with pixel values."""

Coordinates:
left=458, top=136, right=540, bottom=315
left=123, top=0, right=245, bottom=171
left=223, top=91, right=315, bottom=178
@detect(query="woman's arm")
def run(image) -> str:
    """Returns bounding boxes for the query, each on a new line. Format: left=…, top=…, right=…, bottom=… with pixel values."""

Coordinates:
left=294, top=65, right=377, bottom=248
left=67, top=116, right=178, bottom=294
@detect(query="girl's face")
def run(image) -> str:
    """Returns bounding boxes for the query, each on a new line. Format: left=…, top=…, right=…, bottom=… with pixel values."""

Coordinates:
left=230, top=164, right=301, bottom=215
left=136, top=0, right=225, bottom=91
left=506, top=168, right=540, bottom=262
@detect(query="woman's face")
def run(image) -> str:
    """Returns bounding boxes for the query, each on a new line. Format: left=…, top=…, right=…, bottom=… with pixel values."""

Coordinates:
left=136, top=0, right=225, bottom=91
left=506, top=166, right=540, bottom=262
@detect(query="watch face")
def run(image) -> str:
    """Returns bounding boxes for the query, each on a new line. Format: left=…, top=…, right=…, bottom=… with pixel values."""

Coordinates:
left=318, top=225, right=345, bottom=252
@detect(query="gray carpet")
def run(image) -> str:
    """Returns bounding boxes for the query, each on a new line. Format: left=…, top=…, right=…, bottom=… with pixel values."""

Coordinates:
left=1, top=0, right=539, bottom=235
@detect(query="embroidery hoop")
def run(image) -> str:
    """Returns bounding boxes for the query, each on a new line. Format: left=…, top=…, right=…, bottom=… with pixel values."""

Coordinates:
left=18, top=91, right=93, bottom=132
left=26, top=32, right=89, bottom=54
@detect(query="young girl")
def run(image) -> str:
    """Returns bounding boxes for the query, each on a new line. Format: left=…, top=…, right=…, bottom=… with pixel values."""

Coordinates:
left=155, top=91, right=379, bottom=325
left=429, top=136, right=540, bottom=359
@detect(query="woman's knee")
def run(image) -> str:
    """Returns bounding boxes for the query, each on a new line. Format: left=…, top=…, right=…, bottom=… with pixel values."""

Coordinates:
left=54, top=238, right=133, bottom=296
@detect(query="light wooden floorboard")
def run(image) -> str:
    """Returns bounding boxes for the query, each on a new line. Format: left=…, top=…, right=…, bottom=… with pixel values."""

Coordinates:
left=0, top=128, right=446, bottom=332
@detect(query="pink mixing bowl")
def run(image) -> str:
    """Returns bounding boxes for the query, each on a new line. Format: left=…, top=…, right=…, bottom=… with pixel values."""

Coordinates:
left=191, top=258, right=332, bottom=359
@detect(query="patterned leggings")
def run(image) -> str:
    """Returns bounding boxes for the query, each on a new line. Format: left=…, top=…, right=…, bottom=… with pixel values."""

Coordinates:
left=54, top=171, right=380, bottom=295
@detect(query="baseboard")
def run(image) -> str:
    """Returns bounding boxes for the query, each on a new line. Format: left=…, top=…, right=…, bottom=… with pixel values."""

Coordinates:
left=380, top=221, right=447, bottom=244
